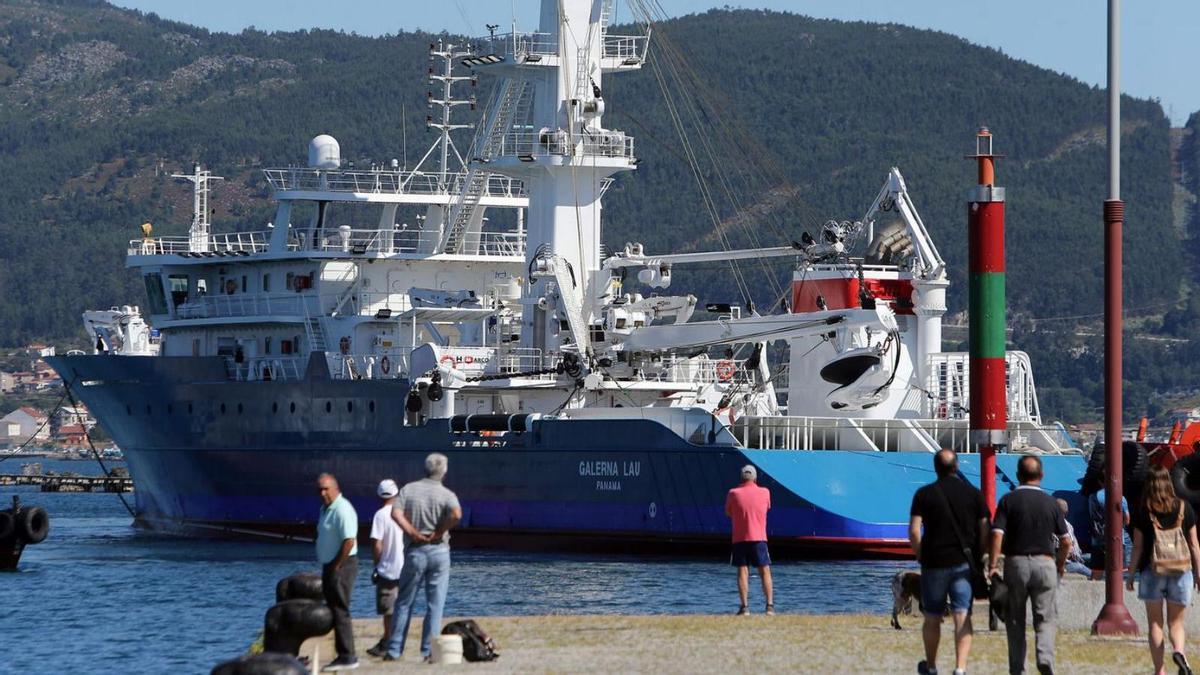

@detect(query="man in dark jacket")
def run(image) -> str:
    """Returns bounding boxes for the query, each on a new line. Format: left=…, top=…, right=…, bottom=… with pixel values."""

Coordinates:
left=910, top=449, right=989, bottom=675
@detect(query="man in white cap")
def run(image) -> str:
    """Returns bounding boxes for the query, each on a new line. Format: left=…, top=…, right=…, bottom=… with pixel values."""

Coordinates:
left=726, top=464, right=774, bottom=615
left=365, top=478, right=404, bottom=658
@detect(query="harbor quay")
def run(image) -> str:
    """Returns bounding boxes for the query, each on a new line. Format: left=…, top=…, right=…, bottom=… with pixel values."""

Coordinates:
left=241, top=580, right=1197, bottom=674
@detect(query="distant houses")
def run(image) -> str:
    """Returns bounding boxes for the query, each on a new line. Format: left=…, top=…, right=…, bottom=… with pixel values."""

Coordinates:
left=1, top=406, right=51, bottom=447
left=0, top=342, right=64, bottom=395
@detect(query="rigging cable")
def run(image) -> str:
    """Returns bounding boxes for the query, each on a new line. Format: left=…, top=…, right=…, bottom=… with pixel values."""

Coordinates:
left=63, top=380, right=136, bottom=518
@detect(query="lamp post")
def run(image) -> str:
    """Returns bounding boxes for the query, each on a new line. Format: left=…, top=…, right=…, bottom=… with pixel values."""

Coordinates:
left=1091, top=0, right=1138, bottom=637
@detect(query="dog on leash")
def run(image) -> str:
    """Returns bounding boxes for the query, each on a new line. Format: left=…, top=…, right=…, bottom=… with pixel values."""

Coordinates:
left=890, top=570, right=923, bottom=629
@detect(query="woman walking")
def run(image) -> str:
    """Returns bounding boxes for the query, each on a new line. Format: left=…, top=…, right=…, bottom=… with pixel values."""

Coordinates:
left=1126, top=467, right=1200, bottom=675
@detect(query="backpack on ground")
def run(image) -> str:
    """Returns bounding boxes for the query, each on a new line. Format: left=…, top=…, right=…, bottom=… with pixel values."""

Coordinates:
left=1151, top=502, right=1192, bottom=575
left=442, top=619, right=499, bottom=662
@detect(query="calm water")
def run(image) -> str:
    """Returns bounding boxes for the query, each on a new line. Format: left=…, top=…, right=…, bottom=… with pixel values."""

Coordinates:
left=0, top=459, right=904, bottom=674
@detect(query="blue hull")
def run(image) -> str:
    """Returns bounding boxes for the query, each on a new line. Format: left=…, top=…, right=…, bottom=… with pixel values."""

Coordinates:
left=50, top=355, right=1089, bottom=557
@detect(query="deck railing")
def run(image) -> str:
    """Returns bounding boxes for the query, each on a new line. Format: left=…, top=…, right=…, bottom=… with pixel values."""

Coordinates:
left=730, top=415, right=1077, bottom=455
left=262, top=167, right=525, bottom=199
left=129, top=231, right=270, bottom=256
left=497, top=129, right=633, bottom=160
left=176, top=292, right=315, bottom=319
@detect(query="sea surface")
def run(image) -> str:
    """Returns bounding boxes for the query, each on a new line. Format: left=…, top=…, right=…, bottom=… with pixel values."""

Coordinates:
left=0, top=459, right=905, bottom=674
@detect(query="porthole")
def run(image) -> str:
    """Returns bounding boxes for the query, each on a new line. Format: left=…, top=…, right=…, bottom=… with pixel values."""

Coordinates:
left=347, top=401, right=353, bottom=413
left=369, top=401, right=376, bottom=413
left=220, top=403, right=226, bottom=414
left=290, top=402, right=296, bottom=414
left=325, top=401, right=332, bottom=413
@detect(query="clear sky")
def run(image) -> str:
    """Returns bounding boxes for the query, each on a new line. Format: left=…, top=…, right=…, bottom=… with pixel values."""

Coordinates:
left=110, top=0, right=1198, bottom=125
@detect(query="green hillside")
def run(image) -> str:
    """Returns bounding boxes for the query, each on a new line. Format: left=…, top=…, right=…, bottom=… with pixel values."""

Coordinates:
left=0, top=1, right=1193, bottom=420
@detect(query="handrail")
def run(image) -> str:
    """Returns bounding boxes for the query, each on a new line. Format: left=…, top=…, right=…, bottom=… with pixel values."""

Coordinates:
left=129, top=230, right=270, bottom=255
left=498, top=129, right=634, bottom=160
left=730, top=415, right=1077, bottom=454
left=262, top=167, right=525, bottom=198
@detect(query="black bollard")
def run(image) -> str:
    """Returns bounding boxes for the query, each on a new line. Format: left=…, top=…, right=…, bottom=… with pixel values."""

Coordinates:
left=263, top=599, right=334, bottom=656
left=211, top=652, right=308, bottom=675
left=274, top=572, right=323, bottom=603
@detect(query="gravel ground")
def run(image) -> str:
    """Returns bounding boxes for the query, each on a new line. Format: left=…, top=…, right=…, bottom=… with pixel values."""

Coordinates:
left=296, top=607, right=1180, bottom=674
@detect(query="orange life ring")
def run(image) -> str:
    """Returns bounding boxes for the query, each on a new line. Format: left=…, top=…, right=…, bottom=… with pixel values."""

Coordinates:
left=440, top=355, right=455, bottom=368
left=715, top=360, right=735, bottom=382
left=379, top=355, right=391, bottom=375
left=338, top=336, right=350, bottom=355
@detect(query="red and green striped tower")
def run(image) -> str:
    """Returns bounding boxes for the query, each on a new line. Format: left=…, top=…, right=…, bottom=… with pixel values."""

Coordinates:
left=967, top=128, right=1006, bottom=514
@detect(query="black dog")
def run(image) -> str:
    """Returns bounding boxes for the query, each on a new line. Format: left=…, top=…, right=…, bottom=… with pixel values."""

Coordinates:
left=890, top=570, right=923, bottom=629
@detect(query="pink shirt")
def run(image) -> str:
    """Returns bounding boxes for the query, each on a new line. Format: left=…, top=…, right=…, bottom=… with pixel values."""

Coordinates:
left=726, top=482, right=771, bottom=543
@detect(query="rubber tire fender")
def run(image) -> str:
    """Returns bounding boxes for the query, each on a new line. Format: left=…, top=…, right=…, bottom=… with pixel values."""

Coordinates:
left=18, top=506, right=49, bottom=544
left=0, top=510, right=13, bottom=541
left=1172, top=452, right=1200, bottom=510
left=1122, top=441, right=1150, bottom=485
left=1086, top=442, right=1150, bottom=489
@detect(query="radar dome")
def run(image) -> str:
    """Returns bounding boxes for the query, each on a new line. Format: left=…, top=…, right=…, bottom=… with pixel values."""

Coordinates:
left=308, top=134, right=341, bottom=169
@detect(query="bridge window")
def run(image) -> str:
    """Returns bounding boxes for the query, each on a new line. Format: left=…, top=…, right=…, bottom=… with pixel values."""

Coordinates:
left=325, top=401, right=332, bottom=413
left=347, top=401, right=353, bottom=413
left=262, top=273, right=271, bottom=292
left=143, top=273, right=167, bottom=315
left=237, top=403, right=244, bottom=415
left=220, top=403, right=226, bottom=414
left=369, top=401, right=376, bottom=413
left=290, top=402, right=296, bottom=414
left=168, top=275, right=189, bottom=307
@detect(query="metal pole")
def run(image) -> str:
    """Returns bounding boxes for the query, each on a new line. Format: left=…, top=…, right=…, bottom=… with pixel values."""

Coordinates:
left=967, top=128, right=1005, bottom=515
left=1092, top=0, right=1138, bottom=636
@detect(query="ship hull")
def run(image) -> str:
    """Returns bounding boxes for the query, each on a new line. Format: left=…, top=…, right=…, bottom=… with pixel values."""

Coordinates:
left=51, top=355, right=1089, bottom=558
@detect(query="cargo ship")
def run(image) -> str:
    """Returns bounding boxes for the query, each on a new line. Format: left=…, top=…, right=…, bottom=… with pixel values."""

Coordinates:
left=49, top=0, right=1087, bottom=556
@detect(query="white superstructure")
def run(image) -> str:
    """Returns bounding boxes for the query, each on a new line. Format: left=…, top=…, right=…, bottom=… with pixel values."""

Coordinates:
left=96, top=0, right=1071, bottom=455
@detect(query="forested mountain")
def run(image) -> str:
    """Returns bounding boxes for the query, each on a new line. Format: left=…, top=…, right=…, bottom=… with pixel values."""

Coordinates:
left=0, top=0, right=1195, bottom=421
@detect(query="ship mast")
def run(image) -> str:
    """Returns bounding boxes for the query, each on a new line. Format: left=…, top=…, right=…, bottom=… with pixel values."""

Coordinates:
left=463, top=0, right=645, bottom=362
left=425, top=41, right=477, bottom=191
left=172, top=164, right=223, bottom=253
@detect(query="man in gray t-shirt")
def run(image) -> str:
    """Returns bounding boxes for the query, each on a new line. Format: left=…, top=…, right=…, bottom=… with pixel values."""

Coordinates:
left=384, top=453, right=462, bottom=662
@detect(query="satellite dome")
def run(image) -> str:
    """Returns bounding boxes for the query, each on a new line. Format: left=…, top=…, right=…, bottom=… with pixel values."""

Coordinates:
left=308, top=135, right=341, bottom=169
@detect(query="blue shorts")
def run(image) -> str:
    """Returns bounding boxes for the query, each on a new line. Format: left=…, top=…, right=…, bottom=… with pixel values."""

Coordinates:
left=1138, top=569, right=1194, bottom=606
left=920, top=563, right=973, bottom=616
left=730, top=541, right=771, bottom=568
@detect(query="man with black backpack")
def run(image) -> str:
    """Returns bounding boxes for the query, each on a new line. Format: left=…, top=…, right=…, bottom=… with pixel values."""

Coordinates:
left=909, top=449, right=990, bottom=675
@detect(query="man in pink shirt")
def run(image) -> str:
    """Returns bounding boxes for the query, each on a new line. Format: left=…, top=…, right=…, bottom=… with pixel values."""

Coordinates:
left=726, top=464, right=774, bottom=615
